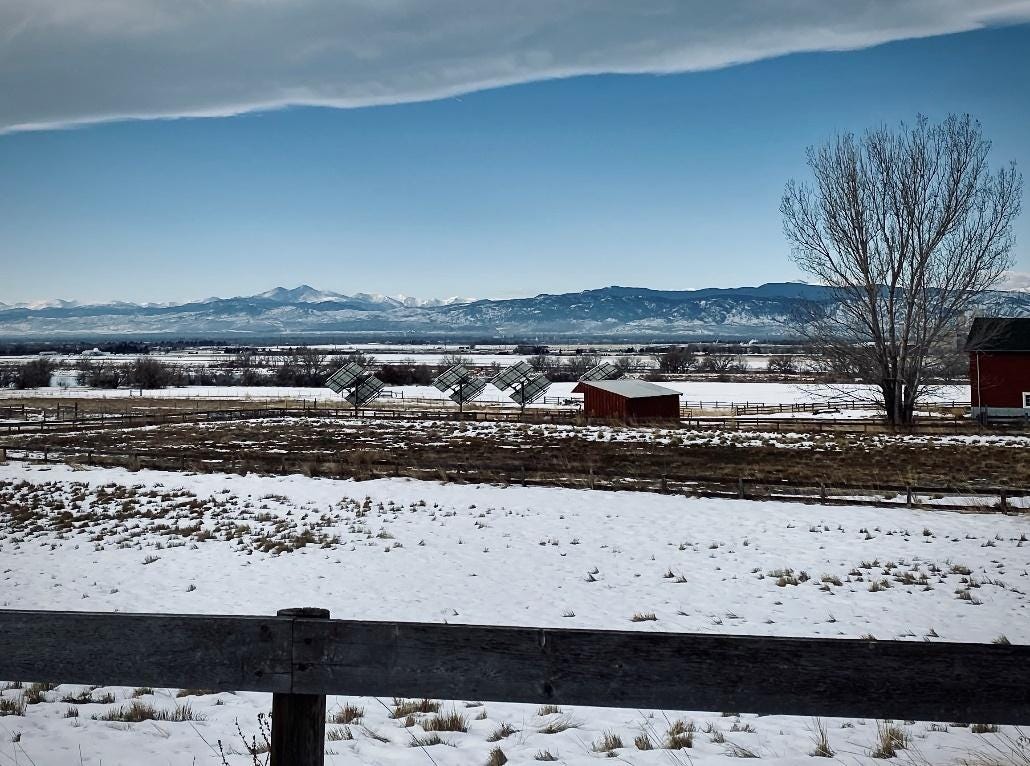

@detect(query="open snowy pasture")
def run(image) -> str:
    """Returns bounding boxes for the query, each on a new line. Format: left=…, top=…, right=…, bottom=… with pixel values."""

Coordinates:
left=0, top=462, right=1027, bottom=765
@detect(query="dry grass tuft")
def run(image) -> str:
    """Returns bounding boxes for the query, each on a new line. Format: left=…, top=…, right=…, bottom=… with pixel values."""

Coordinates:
left=871, top=720, right=909, bottom=758
left=327, top=725, right=353, bottom=741
left=0, top=696, right=26, bottom=717
left=592, top=731, right=624, bottom=755
left=330, top=702, right=364, bottom=724
left=409, top=733, right=450, bottom=747
left=487, top=723, right=518, bottom=742
left=23, top=682, right=56, bottom=705
left=664, top=719, right=695, bottom=749
left=631, top=612, right=657, bottom=622
left=392, top=698, right=439, bottom=719
left=423, top=709, right=468, bottom=733
left=486, top=746, right=508, bottom=766
left=810, top=718, right=834, bottom=757
left=534, top=751, right=558, bottom=761
left=92, top=701, right=203, bottom=723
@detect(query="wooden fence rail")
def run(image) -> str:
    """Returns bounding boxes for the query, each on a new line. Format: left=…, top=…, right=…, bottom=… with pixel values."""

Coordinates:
left=0, top=608, right=1027, bottom=765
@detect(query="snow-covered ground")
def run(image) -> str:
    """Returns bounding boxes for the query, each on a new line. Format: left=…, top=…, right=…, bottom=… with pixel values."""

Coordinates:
left=1, top=381, right=970, bottom=408
left=0, top=463, right=1025, bottom=765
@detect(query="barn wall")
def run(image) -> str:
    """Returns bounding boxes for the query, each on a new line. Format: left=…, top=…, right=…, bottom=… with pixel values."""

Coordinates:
left=626, top=395, right=681, bottom=421
left=969, top=352, right=1030, bottom=408
left=583, top=388, right=627, bottom=419
left=582, top=389, right=679, bottom=421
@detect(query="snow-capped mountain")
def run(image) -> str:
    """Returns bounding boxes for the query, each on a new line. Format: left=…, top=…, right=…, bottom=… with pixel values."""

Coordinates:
left=1, top=283, right=1026, bottom=340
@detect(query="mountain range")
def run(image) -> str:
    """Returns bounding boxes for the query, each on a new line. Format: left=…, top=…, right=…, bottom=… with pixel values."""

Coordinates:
left=1, top=283, right=1028, bottom=341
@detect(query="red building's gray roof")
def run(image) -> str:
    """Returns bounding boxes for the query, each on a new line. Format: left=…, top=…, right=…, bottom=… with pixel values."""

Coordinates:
left=572, top=379, right=681, bottom=399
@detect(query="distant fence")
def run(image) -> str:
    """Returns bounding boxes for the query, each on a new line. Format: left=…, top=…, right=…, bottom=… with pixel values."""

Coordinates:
left=0, top=608, right=1027, bottom=765
left=3, top=443, right=1026, bottom=512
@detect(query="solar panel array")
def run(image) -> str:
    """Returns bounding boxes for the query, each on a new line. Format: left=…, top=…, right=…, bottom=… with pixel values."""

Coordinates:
left=579, top=362, right=624, bottom=382
left=448, top=378, right=488, bottom=405
left=491, top=360, right=535, bottom=391
left=326, top=362, right=365, bottom=393
left=345, top=376, right=385, bottom=407
left=507, top=373, right=550, bottom=406
left=433, top=365, right=475, bottom=393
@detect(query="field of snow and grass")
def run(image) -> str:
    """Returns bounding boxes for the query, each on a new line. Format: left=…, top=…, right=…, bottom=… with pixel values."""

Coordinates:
left=0, top=462, right=1026, bottom=766
left=1, top=381, right=970, bottom=409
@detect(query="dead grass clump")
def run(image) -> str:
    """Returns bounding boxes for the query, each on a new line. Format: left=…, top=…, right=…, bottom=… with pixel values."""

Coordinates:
left=487, top=723, right=518, bottom=742
left=327, top=726, right=353, bottom=741
left=537, top=705, right=562, bottom=716
left=534, top=751, right=558, bottom=761
left=871, top=721, right=909, bottom=758
left=330, top=702, right=364, bottom=724
left=631, top=612, right=657, bottom=622
left=176, top=688, right=217, bottom=697
left=970, top=724, right=1000, bottom=734
left=409, top=733, right=450, bottom=747
left=664, top=719, right=695, bottom=749
left=423, top=709, right=468, bottom=733
left=92, top=701, right=203, bottom=723
left=539, top=715, right=579, bottom=735
left=23, top=681, right=56, bottom=705
left=592, top=731, right=624, bottom=755
left=392, top=698, right=439, bottom=718
left=810, top=718, right=834, bottom=757
left=0, top=696, right=26, bottom=717
left=486, top=746, right=508, bottom=766
left=634, top=733, right=654, bottom=750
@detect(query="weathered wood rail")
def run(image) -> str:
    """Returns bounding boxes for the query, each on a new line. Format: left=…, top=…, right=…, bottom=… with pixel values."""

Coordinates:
left=0, top=608, right=1027, bottom=765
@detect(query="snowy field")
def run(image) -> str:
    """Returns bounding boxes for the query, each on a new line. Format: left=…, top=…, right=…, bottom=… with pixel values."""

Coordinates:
left=0, top=463, right=1026, bottom=765
left=1, top=381, right=970, bottom=408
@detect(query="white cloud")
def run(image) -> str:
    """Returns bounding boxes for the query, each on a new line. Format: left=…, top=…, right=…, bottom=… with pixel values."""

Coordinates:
left=998, top=271, right=1030, bottom=292
left=2, top=0, right=1029, bottom=133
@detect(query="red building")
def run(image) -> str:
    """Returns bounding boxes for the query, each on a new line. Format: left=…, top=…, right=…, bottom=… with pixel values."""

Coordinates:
left=571, top=379, right=681, bottom=422
left=966, top=317, right=1030, bottom=421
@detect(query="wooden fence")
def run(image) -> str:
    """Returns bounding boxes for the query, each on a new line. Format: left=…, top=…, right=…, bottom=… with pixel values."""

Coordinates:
left=2, top=443, right=1025, bottom=512
left=0, top=608, right=1027, bottom=765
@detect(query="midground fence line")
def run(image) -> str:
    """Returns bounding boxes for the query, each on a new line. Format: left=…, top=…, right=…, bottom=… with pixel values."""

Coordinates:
left=0, top=608, right=1027, bottom=765
left=1, top=443, right=1025, bottom=512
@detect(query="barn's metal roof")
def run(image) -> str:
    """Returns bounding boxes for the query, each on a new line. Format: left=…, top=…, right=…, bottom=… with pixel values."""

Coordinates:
left=572, top=379, right=681, bottom=399
left=965, top=317, right=1030, bottom=352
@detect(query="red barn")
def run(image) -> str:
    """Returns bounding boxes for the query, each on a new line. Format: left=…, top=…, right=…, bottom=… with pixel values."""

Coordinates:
left=571, top=379, right=681, bottom=422
left=966, top=317, right=1030, bottom=421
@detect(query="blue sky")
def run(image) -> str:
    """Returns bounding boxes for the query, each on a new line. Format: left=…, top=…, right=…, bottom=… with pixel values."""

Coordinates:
left=1, top=19, right=1028, bottom=304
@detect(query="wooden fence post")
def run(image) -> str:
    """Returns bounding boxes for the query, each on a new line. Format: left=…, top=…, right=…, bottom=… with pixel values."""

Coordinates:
left=271, top=607, right=330, bottom=766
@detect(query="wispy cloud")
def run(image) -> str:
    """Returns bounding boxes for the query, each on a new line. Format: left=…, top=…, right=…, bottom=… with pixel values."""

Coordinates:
left=998, top=271, right=1030, bottom=291
left=2, top=0, right=1029, bottom=133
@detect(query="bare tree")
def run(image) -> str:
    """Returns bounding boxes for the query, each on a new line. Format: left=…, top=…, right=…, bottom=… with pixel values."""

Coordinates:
left=656, top=347, right=694, bottom=373
left=781, top=114, right=1021, bottom=424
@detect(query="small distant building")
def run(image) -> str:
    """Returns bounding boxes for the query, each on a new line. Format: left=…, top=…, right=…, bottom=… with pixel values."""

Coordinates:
left=571, top=379, right=681, bottom=422
left=966, top=317, right=1030, bottom=420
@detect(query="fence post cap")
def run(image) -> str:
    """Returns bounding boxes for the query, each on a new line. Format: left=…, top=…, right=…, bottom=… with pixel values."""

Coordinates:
left=277, top=607, right=330, bottom=619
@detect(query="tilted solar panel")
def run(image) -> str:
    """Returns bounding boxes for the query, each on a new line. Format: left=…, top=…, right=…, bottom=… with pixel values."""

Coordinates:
left=491, top=360, right=535, bottom=391
left=579, top=362, right=623, bottom=382
left=326, top=362, right=365, bottom=393
left=345, top=375, right=385, bottom=407
left=433, top=365, right=473, bottom=392
left=507, top=373, right=550, bottom=405
left=448, top=377, right=487, bottom=405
